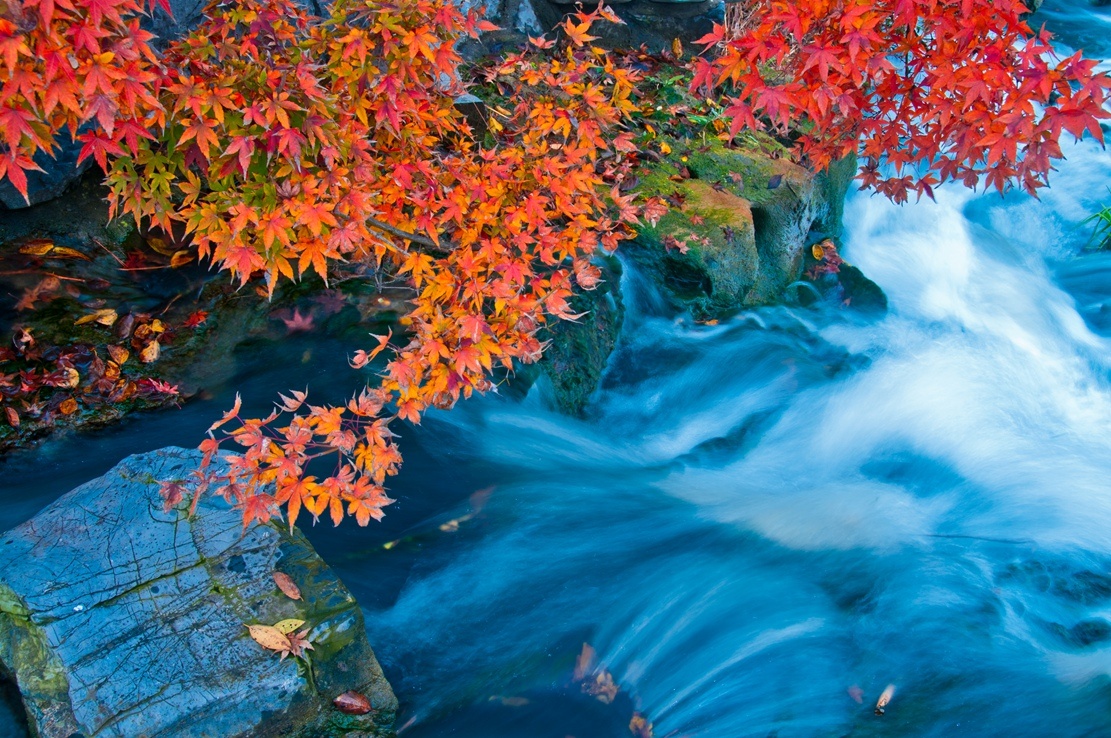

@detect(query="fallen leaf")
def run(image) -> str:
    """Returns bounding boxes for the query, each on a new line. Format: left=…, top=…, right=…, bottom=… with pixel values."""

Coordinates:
left=247, top=623, right=292, bottom=654
left=149, top=319, right=165, bottom=333
left=182, top=310, right=209, bottom=329
left=19, top=239, right=55, bottom=256
left=287, top=628, right=314, bottom=658
left=574, top=643, right=595, bottom=681
left=75, top=309, right=119, bottom=327
left=107, top=345, right=129, bottom=364
left=584, top=670, right=618, bottom=704
left=273, top=571, right=302, bottom=600
left=875, top=684, right=895, bottom=715
left=848, top=685, right=864, bottom=704
left=629, top=712, right=653, bottom=738
left=767, top=174, right=783, bottom=190
left=59, top=398, right=79, bottom=415
left=170, top=250, right=194, bottom=268
left=333, top=690, right=371, bottom=715
left=139, top=341, right=160, bottom=363
left=281, top=308, right=315, bottom=333
left=146, top=236, right=176, bottom=256
left=48, top=246, right=91, bottom=260
left=4, top=407, right=19, bottom=427
left=273, top=618, right=306, bottom=635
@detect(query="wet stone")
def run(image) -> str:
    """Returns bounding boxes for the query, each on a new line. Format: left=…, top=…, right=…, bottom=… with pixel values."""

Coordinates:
left=0, top=447, right=396, bottom=738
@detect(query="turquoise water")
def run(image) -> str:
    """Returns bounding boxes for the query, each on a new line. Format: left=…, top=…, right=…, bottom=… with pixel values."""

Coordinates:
left=3, top=2, right=1111, bottom=734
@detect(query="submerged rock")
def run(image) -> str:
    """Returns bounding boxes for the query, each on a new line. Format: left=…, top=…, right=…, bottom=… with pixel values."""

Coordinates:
left=0, top=447, right=396, bottom=738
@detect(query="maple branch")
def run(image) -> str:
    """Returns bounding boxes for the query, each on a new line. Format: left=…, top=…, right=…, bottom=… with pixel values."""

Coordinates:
left=365, top=217, right=451, bottom=256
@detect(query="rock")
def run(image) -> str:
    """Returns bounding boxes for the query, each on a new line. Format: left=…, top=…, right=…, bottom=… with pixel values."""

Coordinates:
left=0, top=129, right=93, bottom=211
left=0, top=447, right=396, bottom=738
left=537, top=256, right=625, bottom=416
left=626, top=137, right=858, bottom=320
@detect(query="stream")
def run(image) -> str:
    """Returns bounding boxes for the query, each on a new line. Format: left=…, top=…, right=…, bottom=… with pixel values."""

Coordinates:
left=4, top=1, right=1111, bottom=735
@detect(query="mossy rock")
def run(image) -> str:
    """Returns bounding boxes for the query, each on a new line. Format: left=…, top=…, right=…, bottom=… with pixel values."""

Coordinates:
left=537, top=255, right=625, bottom=416
left=0, top=447, right=396, bottom=738
left=626, top=136, right=857, bottom=320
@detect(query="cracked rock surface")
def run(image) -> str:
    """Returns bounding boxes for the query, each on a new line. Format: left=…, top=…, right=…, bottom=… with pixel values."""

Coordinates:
left=0, top=446, right=396, bottom=738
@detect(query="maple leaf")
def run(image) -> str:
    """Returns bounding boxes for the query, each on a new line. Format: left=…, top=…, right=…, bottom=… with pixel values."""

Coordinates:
left=281, top=309, right=315, bottom=333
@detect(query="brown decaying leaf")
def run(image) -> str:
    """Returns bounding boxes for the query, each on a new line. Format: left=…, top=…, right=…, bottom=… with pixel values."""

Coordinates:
left=273, top=571, right=302, bottom=600
left=333, top=690, right=372, bottom=715
left=59, top=398, right=79, bottom=415
left=4, top=407, right=20, bottom=427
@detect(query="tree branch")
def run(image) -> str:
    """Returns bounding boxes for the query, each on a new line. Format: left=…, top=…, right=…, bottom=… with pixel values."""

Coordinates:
left=365, top=217, right=451, bottom=256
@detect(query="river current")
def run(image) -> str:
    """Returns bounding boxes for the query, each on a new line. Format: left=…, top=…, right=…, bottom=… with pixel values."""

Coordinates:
left=3, top=1, right=1111, bottom=735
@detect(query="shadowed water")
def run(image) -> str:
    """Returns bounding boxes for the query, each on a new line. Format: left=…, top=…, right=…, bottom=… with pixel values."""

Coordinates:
left=3, top=1, right=1111, bottom=735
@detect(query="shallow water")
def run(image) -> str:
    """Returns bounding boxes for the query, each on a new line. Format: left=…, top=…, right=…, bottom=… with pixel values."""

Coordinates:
left=5, top=3, right=1111, bottom=735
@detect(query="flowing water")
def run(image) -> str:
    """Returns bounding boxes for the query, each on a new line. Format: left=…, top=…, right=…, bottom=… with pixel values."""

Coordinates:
left=5, top=2, right=1111, bottom=735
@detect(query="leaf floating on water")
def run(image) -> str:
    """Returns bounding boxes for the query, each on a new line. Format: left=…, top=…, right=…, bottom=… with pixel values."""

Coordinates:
left=49, top=246, right=91, bottom=260
left=273, top=618, right=306, bottom=635
left=629, top=712, right=654, bottom=738
left=333, top=690, right=372, bottom=715
left=574, top=642, right=596, bottom=681
left=847, top=685, right=864, bottom=704
left=75, top=309, right=118, bottom=327
left=875, top=683, right=895, bottom=715
left=273, top=571, right=302, bottom=600
left=246, top=624, right=292, bottom=654
left=585, top=671, right=618, bottom=704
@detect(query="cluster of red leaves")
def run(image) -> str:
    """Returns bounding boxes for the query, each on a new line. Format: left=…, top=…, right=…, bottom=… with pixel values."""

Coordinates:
left=695, top=0, right=1111, bottom=201
left=0, top=325, right=176, bottom=436
left=0, top=0, right=164, bottom=197
left=154, top=5, right=649, bottom=530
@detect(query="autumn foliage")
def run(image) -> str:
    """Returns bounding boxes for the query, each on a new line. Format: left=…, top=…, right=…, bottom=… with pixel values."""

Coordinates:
left=127, top=1, right=648, bottom=530
left=3, top=0, right=1110, bottom=529
left=698, top=0, right=1111, bottom=201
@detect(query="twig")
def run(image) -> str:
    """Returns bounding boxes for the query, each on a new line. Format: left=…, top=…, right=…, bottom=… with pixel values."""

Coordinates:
left=0, top=270, right=86, bottom=283
left=118, top=265, right=173, bottom=272
left=365, top=217, right=451, bottom=255
left=92, top=237, right=125, bottom=266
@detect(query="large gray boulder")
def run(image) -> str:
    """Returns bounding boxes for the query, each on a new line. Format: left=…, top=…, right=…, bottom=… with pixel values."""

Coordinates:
left=0, top=447, right=396, bottom=738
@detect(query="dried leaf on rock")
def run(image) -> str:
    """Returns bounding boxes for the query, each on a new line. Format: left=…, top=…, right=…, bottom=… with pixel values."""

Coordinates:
left=333, top=690, right=371, bottom=715
left=273, top=571, right=302, bottom=600
left=246, top=624, right=292, bottom=654
left=273, top=618, right=306, bottom=635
